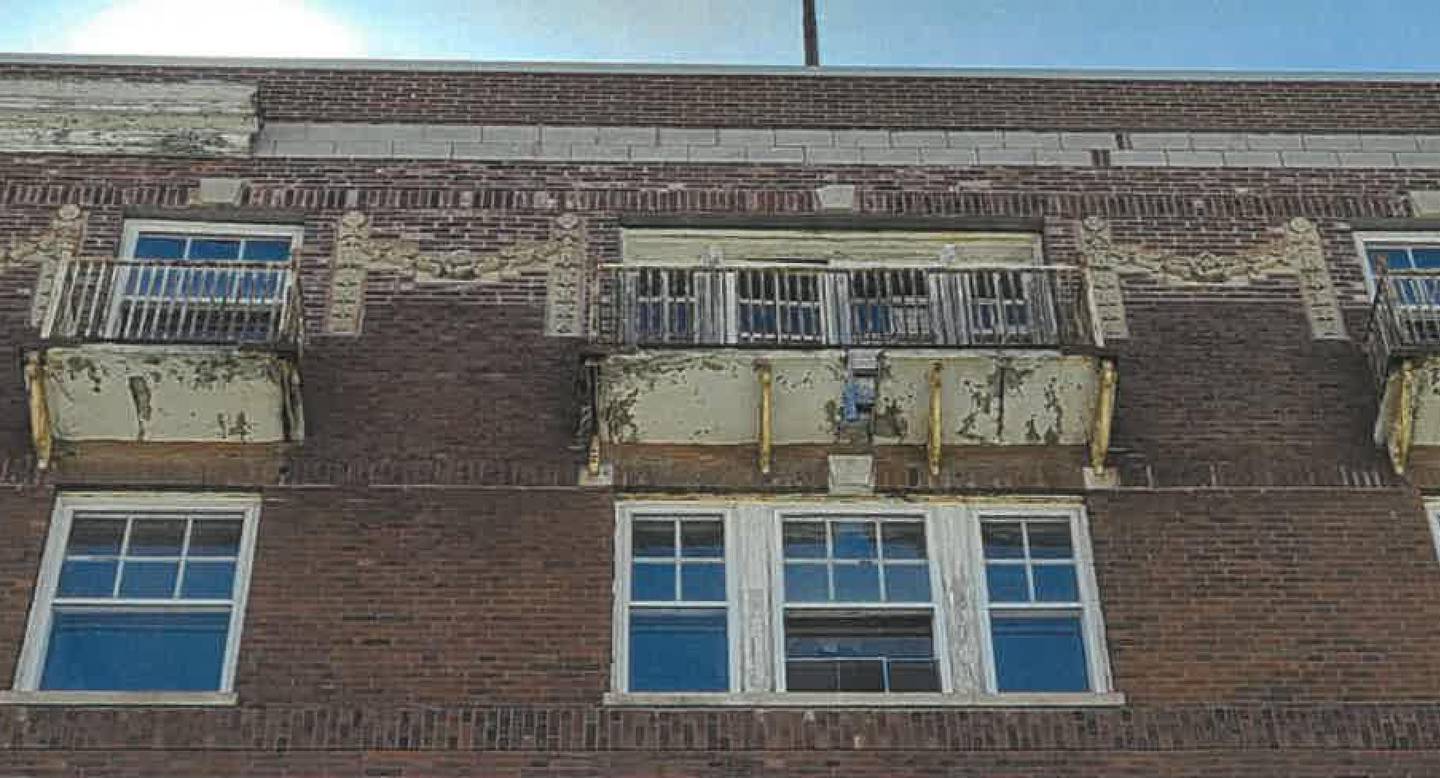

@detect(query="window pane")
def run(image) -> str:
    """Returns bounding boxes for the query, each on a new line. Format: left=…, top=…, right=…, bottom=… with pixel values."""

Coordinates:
left=40, top=610, right=231, bottom=691
left=680, top=521, right=723, bottom=559
left=783, top=522, right=826, bottom=559
left=67, top=518, right=124, bottom=556
left=982, top=523, right=1025, bottom=559
left=631, top=562, right=676, bottom=601
left=986, top=564, right=1029, bottom=603
left=188, top=521, right=242, bottom=557
left=128, top=520, right=185, bottom=557
left=1027, top=522, right=1074, bottom=559
left=680, top=562, right=725, bottom=602
left=833, top=562, right=881, bottom=602
left=784, top=563, right=829, bottom=602
left=785, top=613, right=938, bottom=693
left=1033, top=564, right=1079, bottom=602
left=990, top=614, right=1090, bottom=693
left=189, top=239, right=242, bottom=260
left=881, top=522, right=926, bottom=560
left=1412, top=247, right=1440, bottom=269
left=831, top=522, right=877, bottom=560
left=629, top=609, right=728, bottom=692
left=181, top=561, right=236, bottom=599
left=632, top=520, right=675, bottom=558
left=1370, top=248, right=1414, bottom=272
left=119, top=561, right=180, bottom=598
left=884, top=563, right=931, bottom=602
left=57, top=560, right=118, bottom=598
left=133, top=235, right=186, bottom=260
left=241, top=239, right=292, bottom=262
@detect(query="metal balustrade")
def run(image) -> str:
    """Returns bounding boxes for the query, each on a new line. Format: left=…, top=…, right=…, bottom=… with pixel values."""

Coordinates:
left=1365, top=270, right=1440, bottom=385
left=41, top=259, right=302, bottom=347
left=599, top=265, right=1096, bottom=349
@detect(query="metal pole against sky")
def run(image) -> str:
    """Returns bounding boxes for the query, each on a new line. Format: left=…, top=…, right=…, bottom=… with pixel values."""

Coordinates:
left=803, top=0, right=820, bottom=66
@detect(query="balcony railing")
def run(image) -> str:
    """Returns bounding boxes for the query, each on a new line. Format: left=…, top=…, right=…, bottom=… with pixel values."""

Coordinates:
left=1364, top=269, right=1440, bottom=383
left=41, top=258, right=302, bottom=347
left=597, top=265, right=1097, bottom=349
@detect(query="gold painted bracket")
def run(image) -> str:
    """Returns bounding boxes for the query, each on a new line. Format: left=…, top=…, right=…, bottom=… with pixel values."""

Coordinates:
left=757, top=361, right=774, bottom=475
left=927, top=361, right=943, bottom=477
left=1387, top=359, right=1417, bottom=475
left=23, top=351, right=52, bottom=470
left=1089, top=358, right=1118, bottom=471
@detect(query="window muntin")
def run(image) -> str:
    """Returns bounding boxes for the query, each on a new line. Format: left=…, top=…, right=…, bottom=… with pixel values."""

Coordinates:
left=625, top=516, right=730, bottom=693
left=980, top=518, right=1091, bottom=693
left=15, top=495, right=260, bottom=695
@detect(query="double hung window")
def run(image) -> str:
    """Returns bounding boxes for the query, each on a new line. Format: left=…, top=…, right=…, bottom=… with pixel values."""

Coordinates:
left=10, top=494, right=260, bottom=700
left=612, top=501, right=1114, bottom=704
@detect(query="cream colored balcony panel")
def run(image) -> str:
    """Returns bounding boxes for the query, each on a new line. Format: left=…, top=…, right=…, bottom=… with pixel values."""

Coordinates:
left=38, top=344, right=300, bottom=445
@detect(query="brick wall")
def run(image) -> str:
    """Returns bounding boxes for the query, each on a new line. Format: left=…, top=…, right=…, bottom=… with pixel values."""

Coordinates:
left=3, top=63, right=1440, bottom=774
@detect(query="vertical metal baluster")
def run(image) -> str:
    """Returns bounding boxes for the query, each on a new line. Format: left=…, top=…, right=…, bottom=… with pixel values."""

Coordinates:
left=84, top=262, right=105, bottom=339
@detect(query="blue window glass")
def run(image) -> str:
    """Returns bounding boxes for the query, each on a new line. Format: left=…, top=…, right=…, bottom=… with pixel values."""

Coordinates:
left=181, top=561, right=236, bottom=599
left=831, top=522, right=877, bottom=559
left=784, top=563, right=828, bottom=602
left=783, top=522, right=826, bottom=559
left=67, top=519, right=124, bottom=555
left=629, top=609, right=728, bottom=692
left=986, top=564, right=1028, bottom=602
left=189, top=239, right=242, bottom=261
left=127, top=520, right=185, bottom=556
left=40, top=610, right=230, bottom=691
left=133, top=235, right=186, bottom=260
left=118, top=561, right=180, bottom=598
left=884, top=564, right=931, bottom=602
left=1414, top=248, right=1440, bottom=269
left=990, top=614, right=1089, bottom=693
left=188, top=521, right=242, bottom=556
left=241, top=239, right=293, bottom=262
left=982, top=523, right=1025, bottom=559
left=680, top=563, right=725, bottom=602
left=881, top=522, right=926, bottom=560
left=632, top=521, right=674, bottom=557
left=833, top=562, right=881, bottom=602
left=631, top=562, right=675, bottom=602
left=1033, top=564, right=1079, bottom=602
left=1026, top=523, right=1073, bottom=559
left=680, top=522, right=723, bottom=558
left=57, top=560, right=118, bottom=598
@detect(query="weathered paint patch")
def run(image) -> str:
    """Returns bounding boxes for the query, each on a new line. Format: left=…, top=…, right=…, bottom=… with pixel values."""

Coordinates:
left=881, top=354, right=1102, bottom=447
left=41, top=345, right=296, bottom=444
left=598, top=350, right=845, bottom=445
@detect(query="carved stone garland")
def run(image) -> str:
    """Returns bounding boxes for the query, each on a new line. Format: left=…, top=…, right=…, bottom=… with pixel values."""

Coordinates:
left=0, top=205, right=88, bottom=328
left=1079, top=216, right=1345, bottom=341
left=326, top=211, right=589, bottom=337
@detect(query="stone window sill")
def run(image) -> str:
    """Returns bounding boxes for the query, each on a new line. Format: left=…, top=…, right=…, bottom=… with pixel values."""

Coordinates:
left=603, top=691, right=1125, bottom=708
left=0, top=690, right=237, bottom=707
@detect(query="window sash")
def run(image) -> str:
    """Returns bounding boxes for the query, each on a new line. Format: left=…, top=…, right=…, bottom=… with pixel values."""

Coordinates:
left=13, top=494, right=261, bottom=695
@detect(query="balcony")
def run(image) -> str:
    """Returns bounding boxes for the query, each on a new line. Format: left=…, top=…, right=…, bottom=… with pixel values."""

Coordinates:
left=584, top=262, right=1116, bottom=486
left=596, top=265, right=1095, bottom=350
left=24, top=258, right=305, bottom=468
left=1366, top=269, right=1440, bottom=474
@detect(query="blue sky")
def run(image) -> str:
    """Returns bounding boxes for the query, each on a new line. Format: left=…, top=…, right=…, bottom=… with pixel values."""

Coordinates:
left=1, top=0, right=1437, bottom=71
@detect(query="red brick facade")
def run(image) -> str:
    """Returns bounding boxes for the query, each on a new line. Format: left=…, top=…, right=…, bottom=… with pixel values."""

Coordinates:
left=2, top=60, right=1440, bottom=776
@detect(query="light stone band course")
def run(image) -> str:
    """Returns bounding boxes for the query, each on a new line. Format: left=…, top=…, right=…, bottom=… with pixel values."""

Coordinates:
left=256, top=123, right=1440, bottom=168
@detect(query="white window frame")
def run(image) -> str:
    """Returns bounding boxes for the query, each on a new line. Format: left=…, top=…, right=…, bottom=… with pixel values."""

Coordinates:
left=120, top=220, right=306, bottom=265
left=1425, top=499, right=1440, bottom=562
left=608, top=498, right=1120, bottom=707
left=1352, top=231, right=1440, bottom=300
left=2, top=492, right=262, bottom=706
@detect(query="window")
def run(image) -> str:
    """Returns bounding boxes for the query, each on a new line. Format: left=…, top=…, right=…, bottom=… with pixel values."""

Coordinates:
left=980, top=518, right=1091, bottom=692
left=110, top=220, right=302, bottom=342
left=10, top=494, right=260, bottom=699
left=611, top=501, right=1115, bottom=704
left=618, top=512, right=733, bottom=693
left=1355, top=233, right=1440, bottom=301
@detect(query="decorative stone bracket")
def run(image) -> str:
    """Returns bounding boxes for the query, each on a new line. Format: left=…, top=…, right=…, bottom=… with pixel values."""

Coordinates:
left=1079, top=216, right=1345, bottom=341
left=0, top=205, right=88, bottom=329
left=325, top=211, right=589, bottom=337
